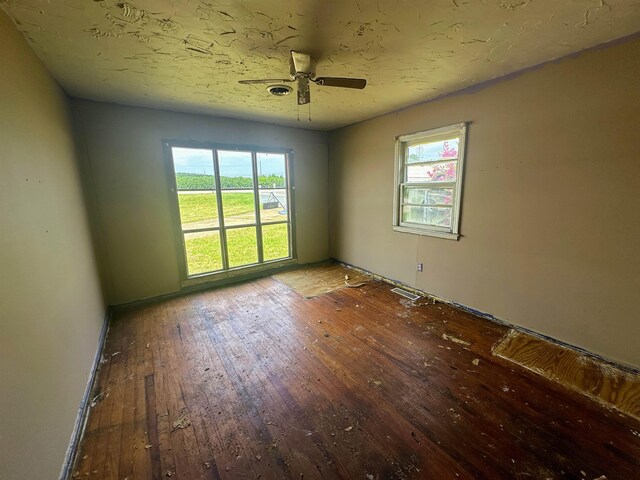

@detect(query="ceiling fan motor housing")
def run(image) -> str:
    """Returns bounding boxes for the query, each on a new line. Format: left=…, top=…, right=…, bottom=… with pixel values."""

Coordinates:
left=290, top=50, right=316, bottom=78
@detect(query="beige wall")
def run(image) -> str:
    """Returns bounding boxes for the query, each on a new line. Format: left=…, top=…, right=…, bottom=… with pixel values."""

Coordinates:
left=329, top=37, right=640, bottom=368
left=0, top=11, right=106, bottom=480
left=72, top=100, right=330, bottom=305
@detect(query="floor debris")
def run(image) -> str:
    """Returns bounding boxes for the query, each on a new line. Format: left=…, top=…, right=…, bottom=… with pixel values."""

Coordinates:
left=472, top=358, right=480, bottom=366
left=171, top=413, right=191, bottom=431
left=442, top=333, right=471, bottom=346
left=344, top=426, right=353, bottom=432
left=399, top=299, right=417, bottom=309
left=89, top=391, right=107, bottom=408
left=345, top=274, right=367, bottom=288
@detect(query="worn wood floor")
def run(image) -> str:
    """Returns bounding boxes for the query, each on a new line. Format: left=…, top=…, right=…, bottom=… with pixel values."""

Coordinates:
left=72, top=270, right=640, bottom=479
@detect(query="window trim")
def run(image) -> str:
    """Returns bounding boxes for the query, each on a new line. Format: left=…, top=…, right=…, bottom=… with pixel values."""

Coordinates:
left=392, top=122, right=467, bottom=240
left=163, top=140, right=297, bottom=285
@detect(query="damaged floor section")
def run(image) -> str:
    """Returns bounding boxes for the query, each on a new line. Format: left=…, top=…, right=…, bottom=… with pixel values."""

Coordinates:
left=72, top=266, right=640, bottom=479
left=272, top=262, right=372, bottom=298
left=493, top=329, right=640, bottom=420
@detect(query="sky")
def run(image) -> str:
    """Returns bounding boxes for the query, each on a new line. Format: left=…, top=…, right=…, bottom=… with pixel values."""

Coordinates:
left=172, top=147, right=286, bottom=177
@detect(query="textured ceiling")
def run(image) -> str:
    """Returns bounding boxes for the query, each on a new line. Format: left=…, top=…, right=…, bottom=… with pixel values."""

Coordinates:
left=2, top=0, right=639, bottom=130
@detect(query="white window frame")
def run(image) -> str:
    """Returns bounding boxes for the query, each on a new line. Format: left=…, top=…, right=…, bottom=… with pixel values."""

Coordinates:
left=393, top=123, right=467, bottom=240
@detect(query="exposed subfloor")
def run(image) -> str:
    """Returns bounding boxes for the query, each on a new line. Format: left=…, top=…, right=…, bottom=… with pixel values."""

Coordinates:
left=72, top=269, right=640, bottom=479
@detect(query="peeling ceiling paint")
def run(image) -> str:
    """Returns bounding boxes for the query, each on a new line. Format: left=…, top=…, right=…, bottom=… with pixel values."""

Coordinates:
left=2, top=0, right=639, bottom=130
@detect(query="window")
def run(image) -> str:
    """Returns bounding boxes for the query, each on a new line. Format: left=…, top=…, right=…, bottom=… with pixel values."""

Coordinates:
left=165, top=142, right=294, bottom=281
left=393, top=123, right=467, bottom=240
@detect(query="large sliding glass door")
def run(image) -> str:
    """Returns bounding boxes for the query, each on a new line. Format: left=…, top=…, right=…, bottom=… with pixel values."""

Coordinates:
left=167, top=143, right=293, bottom=279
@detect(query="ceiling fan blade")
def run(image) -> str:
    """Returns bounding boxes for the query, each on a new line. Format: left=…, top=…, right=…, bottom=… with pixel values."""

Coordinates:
left=238, top=79, right=292, bottom=85
left=314, top=77, right=366, bottom=89
left=297, top=77, right=310, bottom=105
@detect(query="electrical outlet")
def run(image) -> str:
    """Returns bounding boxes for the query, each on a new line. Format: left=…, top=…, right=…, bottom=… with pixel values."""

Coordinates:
left=417, top=262, right=423, bottom=272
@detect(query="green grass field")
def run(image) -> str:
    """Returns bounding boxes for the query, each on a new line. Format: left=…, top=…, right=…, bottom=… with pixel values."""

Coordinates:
left=178, top=192, right=255, bottom=224
left=178, top=192, right=289, bottom=274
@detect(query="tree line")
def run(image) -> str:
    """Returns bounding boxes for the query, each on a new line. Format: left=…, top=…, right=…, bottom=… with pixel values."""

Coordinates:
left=176, top=172, right=285, bottom=189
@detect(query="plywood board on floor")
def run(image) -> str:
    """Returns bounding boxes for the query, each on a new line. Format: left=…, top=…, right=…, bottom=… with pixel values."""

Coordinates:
left=493, top=329, right=640, bottom=420
left=272, top=262, right=371, bottom=298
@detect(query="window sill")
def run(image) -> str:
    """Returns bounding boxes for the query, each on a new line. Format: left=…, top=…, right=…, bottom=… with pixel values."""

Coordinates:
left=393, top=225, right=460, bottom=240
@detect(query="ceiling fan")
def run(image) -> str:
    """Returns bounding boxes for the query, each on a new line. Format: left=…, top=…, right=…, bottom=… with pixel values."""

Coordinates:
left=238, top=50, right=367, bottom=105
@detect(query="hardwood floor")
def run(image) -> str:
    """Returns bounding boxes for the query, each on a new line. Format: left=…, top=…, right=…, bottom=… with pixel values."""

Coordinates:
left=72, top=270, right=640, bottom=479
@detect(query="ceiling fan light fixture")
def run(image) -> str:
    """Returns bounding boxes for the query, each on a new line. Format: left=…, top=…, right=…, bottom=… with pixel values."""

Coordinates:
left=267, top=84, right=292, bottom=96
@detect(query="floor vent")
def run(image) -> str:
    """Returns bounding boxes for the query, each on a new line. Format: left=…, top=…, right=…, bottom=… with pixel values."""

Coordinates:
left=391, top=287, right=421, bottom=302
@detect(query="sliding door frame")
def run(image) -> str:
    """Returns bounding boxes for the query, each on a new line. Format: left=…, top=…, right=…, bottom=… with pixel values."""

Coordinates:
left=163, top=140, right=297, bottom=285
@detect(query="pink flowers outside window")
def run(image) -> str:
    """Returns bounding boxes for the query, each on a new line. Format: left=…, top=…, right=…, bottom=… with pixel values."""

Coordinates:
left=425, top=162, right=457, bottom=182
left=440, top=141, right=457, bottom=158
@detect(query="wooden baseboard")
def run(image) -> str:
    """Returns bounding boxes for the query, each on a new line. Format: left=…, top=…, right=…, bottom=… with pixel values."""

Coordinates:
left=59, top=308, right=111, bottom=480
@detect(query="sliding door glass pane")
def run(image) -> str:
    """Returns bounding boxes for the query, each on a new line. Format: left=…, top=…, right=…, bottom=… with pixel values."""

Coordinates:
left=259, top=189, right=288, bottom=222
left=226, top=227, right=258, bottom=267
left=184, top=231, right=223, bottom=275
left=262, top=223, right=289, bottom=261
left=220, top=190, right=256, bottom=226
left=218, top=150, right=256, bottom=226
left=172, top=148, right=218, bottom=230
left=257, top=153, right=288, bottom=223
left=172, top=147, right=216, bottom=189
left=178, top=193, right=219, bottom=230
left=402, top=206, right=452, bottom=227
left=257, top=153, right=287, bottom=188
